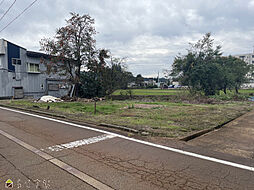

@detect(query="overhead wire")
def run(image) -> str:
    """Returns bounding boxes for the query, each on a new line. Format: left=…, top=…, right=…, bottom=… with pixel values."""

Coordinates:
left=0, top=0, right=39, bottom=33
left=0, top=0, right=17, bottom=22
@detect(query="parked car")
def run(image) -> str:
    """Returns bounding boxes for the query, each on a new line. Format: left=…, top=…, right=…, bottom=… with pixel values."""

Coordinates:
left=174, top=85, right=182, bottom=88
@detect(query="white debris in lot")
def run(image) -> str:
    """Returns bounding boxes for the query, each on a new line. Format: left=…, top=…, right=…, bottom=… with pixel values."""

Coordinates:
left=39, top=95, right=63, bottom=103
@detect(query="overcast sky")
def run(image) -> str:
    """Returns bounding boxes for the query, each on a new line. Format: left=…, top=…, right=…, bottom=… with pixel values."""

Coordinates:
left=1, top=0, right=254, bottom=77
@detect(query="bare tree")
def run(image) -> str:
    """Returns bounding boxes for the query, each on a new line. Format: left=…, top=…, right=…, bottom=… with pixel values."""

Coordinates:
left=40, top=12, right=96, bottom=96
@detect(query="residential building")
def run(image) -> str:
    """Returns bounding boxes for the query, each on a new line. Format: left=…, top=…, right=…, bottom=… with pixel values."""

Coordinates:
left=0, top=39, right=70, bottom=99
left=143, top=79, right=157, bottom=87
left=233, top=52, right=254, bottom=88
left=127, top=82, right=137, bottom=88
left=233, top=52, right=254, bottom=65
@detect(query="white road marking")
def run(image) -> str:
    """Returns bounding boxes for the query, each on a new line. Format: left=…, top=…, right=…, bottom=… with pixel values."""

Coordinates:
left=0, top=129, right=114, bottom=190
left=45, top=134, right=116, bottom=152
left=0, top=106, right=254, bottom=172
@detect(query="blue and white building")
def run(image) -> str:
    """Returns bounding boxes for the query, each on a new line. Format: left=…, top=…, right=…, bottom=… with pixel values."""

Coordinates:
left=0, top=39, right=70, bottom=99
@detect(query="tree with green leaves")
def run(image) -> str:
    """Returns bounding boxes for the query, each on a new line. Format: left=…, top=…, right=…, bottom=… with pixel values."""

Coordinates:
left=101, top=56, right=134, bottom=95
left=79, top=53, right=134, bottom=98
left=135, top=74, right=144, bottom=88
left=218, top=56, right=250, bottom=94
left=171, top=33, right=222, bottom=95
left=171, top=33, right=251, bottom=95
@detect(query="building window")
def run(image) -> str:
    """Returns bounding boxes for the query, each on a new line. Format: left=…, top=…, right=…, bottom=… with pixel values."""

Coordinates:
left=12, top=58, right=21, bottom=65
left=48, top=84, right=59, bottom=91
left=27, top=63, right=40, bottom=73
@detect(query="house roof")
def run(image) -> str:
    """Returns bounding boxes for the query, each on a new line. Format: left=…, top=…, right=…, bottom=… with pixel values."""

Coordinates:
left=26, top=51, right=50, bottom=59
left=0, top=39, right=49, bottom=59
left=0, top=38, right=26, bottom=50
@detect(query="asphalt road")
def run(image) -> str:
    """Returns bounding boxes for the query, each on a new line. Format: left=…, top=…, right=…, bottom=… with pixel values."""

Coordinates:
left=0, top=107, right=253, bottom=190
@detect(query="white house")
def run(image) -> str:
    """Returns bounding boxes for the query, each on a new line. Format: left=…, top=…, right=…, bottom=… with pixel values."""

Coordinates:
left=233, top=52, right=254, bottom=88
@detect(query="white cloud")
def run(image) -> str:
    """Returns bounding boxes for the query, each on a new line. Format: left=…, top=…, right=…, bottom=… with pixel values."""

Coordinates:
left=248, top=0, right=254, bottom=8
left=1, top=0, right=254, bottom=76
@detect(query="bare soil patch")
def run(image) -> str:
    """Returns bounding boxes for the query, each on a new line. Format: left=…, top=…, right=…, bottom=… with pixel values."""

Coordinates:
left=123, top=104, right=164, bottom=109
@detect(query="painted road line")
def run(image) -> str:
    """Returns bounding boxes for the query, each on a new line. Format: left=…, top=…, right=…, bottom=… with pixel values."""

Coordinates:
left=1, top=106, right=254, bottom=172
left=0, top=129, right=114, bottom=190
left=45, top=134, right=116, bottom=152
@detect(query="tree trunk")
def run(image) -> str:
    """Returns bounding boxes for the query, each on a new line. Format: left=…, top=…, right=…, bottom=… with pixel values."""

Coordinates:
left=94, top=100, right=97, bottom=114
left=223, top=86, right=227, bottom=94
left=72, top=83, right=81, bottom=97
left=235, top=86, right=239, bottom=94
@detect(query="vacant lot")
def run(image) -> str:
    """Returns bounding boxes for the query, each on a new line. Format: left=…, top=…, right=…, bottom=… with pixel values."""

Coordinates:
left=2, top=99, right=253, bottom=138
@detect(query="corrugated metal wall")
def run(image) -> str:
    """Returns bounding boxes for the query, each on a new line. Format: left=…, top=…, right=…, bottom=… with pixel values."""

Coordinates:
left=0, top=40, right=69, bottom=99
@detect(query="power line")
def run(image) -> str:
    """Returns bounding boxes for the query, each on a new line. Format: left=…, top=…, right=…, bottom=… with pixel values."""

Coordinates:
left=0, top=0, right=39, bottom=33
left=0, top=0, right=17, bottom=22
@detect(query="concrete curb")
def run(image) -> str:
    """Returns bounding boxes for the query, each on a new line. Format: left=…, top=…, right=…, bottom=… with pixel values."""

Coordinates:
left=0, top=104, right=66, bottom=118
left=99, top=123, right=139, bottom=134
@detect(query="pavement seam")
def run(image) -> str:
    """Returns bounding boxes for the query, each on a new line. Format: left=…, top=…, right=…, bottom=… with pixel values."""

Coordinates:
left=0, top=129, right=114, bottom=190
left=1, top=106, right=254, bottom=173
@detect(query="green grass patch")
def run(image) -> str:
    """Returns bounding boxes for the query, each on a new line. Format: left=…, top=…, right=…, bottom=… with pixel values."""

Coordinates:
left=238, top=89, right=254, bottom=94
left=112, top=88, right=254, bottom=101
left=211, top=90, right=252, bottom=101
left=6, top=100, right=125, bottom=115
